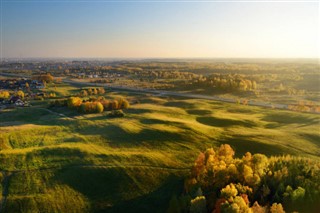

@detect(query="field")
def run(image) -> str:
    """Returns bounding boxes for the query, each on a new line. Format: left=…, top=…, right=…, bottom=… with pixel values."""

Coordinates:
left=0, top=82, right=319, bottom=212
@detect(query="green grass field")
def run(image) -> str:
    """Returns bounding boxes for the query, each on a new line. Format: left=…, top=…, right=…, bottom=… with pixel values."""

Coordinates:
left=0, top=83, right=319, bottom=212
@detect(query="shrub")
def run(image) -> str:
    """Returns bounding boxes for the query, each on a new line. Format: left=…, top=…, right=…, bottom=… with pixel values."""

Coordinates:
left=67, top=97, right=82, bottom=109
left=100, top=100, right=110, bottom=110
left=79, top=90, right=88, bottom=97
left=16, top=90, right=25, bottom=99
left=95, top=102, right=104, bottom=113
left=50, top=99, right=67, bottom=107
left=118, top=98, right=130, bottom=109
left=48, top=93, right=56, bottom=98
left=111, top=100, right=119, bottom=110
left=98, top=87, right=105, bottom=94
left=0, top=90, right=10, bottom=99
left=107, top=110, right=124, bottom=118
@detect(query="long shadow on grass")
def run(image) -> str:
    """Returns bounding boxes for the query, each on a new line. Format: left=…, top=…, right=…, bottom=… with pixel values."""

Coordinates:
left=53, top=166, right=184, bottom=213
left=299, top=133, right=320, bottom=150
left=219, top=136, right=295, bottom=158
left=106, top=175, right=184, bottom=213
left=76, top=123, right=188, bottom=146
left=164, top=101, right=196, bottom=109
left=186, top=109, right=212, bottom=115
left=140, top=118, right=182, bottom=125
left=196, top=116, right=257, bottom=128
left=262, top=112, right=319, bottom=127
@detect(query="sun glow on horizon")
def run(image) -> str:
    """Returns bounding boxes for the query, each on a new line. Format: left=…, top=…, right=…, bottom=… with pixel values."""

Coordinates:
left=2, top=1, right=319, bottom=58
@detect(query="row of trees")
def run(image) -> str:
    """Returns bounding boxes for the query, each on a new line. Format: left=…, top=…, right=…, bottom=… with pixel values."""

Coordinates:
left=51, top=96, right=129, bottom=114
left=32, top=73, right=54, bottom=83
left=168, top=144, right=320, bottom=213
left=79, top=87, right=105, bottom=97
left=288, top=101, right=320, bottom=113
left=0, top=90, right=25, bottom=99
left=193, top=74, right=257, bottom=92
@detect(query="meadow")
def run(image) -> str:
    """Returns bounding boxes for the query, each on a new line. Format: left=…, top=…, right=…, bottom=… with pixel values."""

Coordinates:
left=0, top=83, right=319, bottom=212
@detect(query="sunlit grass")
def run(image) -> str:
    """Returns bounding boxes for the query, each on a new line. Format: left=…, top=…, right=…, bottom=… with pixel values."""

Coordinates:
left=0, top=88, right=319, bottom=212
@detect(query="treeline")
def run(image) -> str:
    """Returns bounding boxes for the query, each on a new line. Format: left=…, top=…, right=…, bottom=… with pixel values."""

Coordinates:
left=0, top=90, right=25, bottom=99
left=50, top=96, right=129, bottom=114
left=32, top=73, right=54, bottom=83
left=0, top=90, right=56, bottom=100
left=288, top=101, right=320, bottom=113
left=193, top=74, right=257, bottom=92
left=78, top=87, right=105, bottom=97
left=168, top=144, right=320, bottom=213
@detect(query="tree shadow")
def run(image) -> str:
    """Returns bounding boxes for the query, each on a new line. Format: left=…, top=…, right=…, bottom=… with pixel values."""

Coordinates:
left=196, top=116, right=257, bottom=128
left=164, top=101, right=196, bottom=109
left=186, top=109, right=212, bottom=115
left=218, top=136, right=295, bottom=157
left=262, top=112, right=319, bottom=127
left=53, top=166, right=185, bottom=213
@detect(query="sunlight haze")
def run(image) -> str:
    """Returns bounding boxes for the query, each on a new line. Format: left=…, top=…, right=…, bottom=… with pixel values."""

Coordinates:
left=2, top=1, right=319, bottom=58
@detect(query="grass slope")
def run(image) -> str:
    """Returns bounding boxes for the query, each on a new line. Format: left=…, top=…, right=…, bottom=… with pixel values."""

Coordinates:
left=0, top=85, right=319, bottom=212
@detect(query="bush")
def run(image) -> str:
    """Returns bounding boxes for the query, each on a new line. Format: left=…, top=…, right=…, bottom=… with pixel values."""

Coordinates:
left=100, top=100, right=110, bottom=110
left=67, top=97, right=82, bottom=109
left=16, top=90, right=25, bottom=99
left=118, top=98, right=130, bottom=109
left=50, top=99, right=67, bottom=107
left=95, top=102, right=104, bottom=113
left=107, top=110, right=124, bottom=118
left=0, top=90, right=10, bottom=99
left=111, top=100, right=119, bottom=110
left=98, top=88, right=105, bottom=94
left=79, top=90, right=88, bottom=97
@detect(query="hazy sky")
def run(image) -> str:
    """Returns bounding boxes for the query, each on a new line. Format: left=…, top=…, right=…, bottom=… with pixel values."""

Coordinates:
left=1, top=1, right=319, bottom=58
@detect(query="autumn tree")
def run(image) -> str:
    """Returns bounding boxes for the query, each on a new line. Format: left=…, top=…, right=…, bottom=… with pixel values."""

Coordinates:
left=16, top=90, right=25, bottom=99
left=67, top=97, right=82, bottom=109
left=95, top=102, right=104, bottom=113
left=0, top=91, right=10, bottom=99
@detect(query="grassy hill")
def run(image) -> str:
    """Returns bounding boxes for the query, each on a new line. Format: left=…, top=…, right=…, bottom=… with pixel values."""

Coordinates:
left=0, top=84, right=319, bottom=212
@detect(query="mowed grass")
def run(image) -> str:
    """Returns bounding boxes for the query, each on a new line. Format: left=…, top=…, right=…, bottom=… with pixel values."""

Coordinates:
left=0, top=87, right=319, bottom=212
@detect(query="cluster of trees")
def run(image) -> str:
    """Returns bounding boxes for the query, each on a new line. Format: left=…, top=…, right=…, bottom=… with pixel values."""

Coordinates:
left=32, top=73, right=54, bottom=83
left=51, top=96, right=129, bottom=114
left=78, top=87, right=105, bottom=97
left=288, top=101, right=320, bottom=113
left=269, top=83, right=306, bottom=96
left=0, top=90, right=10, bottom=99
left=0, top=90, right=25, bottom=100
left=168, top=144, right=320, bottom=213
left=193, top=74, right=257, bottom=92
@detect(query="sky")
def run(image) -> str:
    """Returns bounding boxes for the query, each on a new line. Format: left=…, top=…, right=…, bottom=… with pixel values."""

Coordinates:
left=1, top=0, right=319, bottom=58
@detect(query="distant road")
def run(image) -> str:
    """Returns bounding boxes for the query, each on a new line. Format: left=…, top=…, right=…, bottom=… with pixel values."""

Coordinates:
left=0, top=72, right=304, bottom=112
